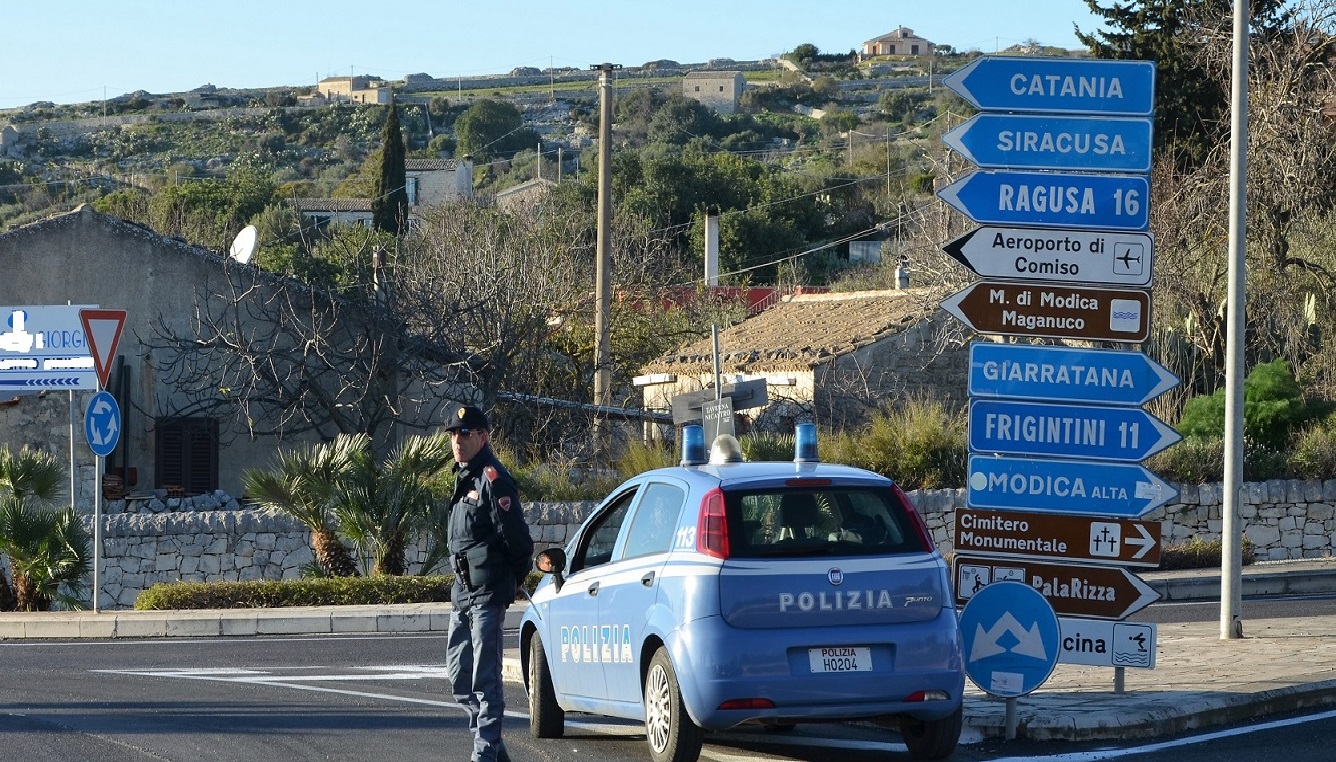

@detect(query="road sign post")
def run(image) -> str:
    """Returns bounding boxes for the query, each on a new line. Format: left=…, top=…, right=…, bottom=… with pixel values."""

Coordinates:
left=967, top=343, right=1178, bottom=406
left=966, top=455, right=1177, bottom=518
left=942, top=113, right=1153, bottom=173
left=958, top=580, right=1061, bottom=699
left=968, top=399, right=1181, bottom=461
left=943, top=56, right=1156, bottom=116
left=956, top=507, right=1162, bottom=566
left=955, top=556, right=1160, bottom=620
left=942, top=226, right=1155, bottom=287
left=940, top=281, right=1152, bottom=343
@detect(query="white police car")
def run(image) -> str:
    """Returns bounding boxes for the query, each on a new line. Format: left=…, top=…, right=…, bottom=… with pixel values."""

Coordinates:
left=520, top=425, right=965, bottom=762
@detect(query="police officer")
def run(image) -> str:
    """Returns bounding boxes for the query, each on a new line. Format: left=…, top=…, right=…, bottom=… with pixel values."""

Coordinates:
left=443, top=405, right=533, bottom=762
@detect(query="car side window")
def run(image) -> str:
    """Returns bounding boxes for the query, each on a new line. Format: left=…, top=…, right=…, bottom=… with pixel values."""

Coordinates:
left=570, top=489, right=637, bottom=574
left=621, top=482, right=686, bottom=559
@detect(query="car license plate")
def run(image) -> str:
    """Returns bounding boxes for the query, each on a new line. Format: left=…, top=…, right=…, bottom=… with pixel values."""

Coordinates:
left=808, top=646, right=872, bottom=673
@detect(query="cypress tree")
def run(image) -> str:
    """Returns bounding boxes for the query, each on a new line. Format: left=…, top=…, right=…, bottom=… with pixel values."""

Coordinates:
left=372, top=98, right=408, bottom=234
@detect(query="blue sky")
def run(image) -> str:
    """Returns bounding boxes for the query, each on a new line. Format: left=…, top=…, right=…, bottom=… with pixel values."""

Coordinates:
left=2, top=1, right=1108, bottom=110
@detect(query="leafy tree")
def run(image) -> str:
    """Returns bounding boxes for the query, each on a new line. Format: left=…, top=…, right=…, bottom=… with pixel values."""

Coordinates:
left=454, top=99, right=539, bottom=161
left=1076, top=0, right=1289, bottom=167
left=0, top=447, right=91, bottom=611
left=243, top=436, right=364, bottom=578
left=791, top=43, right=820, bottom=65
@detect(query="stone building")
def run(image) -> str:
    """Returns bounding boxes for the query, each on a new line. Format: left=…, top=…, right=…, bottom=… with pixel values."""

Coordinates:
left=291, top=157, right=473, bottom=230
left=681, top=71, right=746, bottom=114
left=0, top=206, right=461, bottom=506
left=636, top=288, right=967, bottom=433
left=317, top=75, right=392, bottom=105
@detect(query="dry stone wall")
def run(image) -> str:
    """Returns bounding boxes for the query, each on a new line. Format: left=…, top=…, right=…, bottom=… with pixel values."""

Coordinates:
left=28, top=479, right=1336, bottom=609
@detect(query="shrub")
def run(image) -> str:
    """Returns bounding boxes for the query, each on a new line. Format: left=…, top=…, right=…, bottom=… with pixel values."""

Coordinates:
left=1158, top=537, right=1255, bottom=570
left=134, top=575, right=455, bottom=610
left=1177, top=359, right=1315, bottom=450
left=1289, top=414, right=1336, bottom=479
left=828, top=399, right=967, bottom=489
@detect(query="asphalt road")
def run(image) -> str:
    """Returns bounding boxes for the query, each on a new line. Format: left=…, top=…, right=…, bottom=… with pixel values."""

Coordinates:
left=6, top=597, right=1336, bottom=762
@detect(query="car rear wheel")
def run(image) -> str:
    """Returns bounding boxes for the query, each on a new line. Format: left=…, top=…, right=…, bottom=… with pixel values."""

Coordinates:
left=900, top=705, right=962, bottom=760
left=644, top=648, right=704, bottom=762
left=528, top=635, right=565, bottom=738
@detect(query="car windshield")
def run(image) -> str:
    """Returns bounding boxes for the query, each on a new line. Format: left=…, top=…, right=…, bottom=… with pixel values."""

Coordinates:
left=725, top=486, right=924, bottom=558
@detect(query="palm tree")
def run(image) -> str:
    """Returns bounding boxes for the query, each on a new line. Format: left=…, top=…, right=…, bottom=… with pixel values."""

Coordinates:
left=0, top=446, right=92, bottom=611
left=335, top=433, right=453, bottom=576
left=242, top=435, right=364, bottom=578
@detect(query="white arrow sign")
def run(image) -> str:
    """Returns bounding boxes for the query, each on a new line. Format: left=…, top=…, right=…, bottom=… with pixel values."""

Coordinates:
left=970, top=610, right=1050, bottom=661
left=942, top=225, right=1155, bottom=287
left=1124, top=523, right=1157, bottom=560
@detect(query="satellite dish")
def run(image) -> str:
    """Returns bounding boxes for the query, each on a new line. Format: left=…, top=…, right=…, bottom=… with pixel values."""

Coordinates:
left=229, top=225, right=258, bottom=264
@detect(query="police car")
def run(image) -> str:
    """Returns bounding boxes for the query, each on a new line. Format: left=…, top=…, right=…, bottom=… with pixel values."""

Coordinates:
left=520, top=425, right=965, bottom=762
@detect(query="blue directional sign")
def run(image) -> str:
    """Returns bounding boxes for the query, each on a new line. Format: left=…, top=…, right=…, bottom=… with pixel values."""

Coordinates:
left=967, top=454, right=1178, bottom=518
left=937, top=170, right=1150, bottom=231
left=968, top=343, right=1179, bottom=407
left=0, top=305, right=99, bottom=391
left=84, top=390, right=121, bottom=458
left=969, top=399, right=1181, bottom=462
left=944, top=56, right=1156, bottom=116
left=943, top=113, right=1153, bottom=173
left=958, top=580, right=1060, bottom=698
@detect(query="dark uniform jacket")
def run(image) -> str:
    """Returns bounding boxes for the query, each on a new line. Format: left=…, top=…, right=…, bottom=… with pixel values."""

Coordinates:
left=447, top=444, right=534, bottom=609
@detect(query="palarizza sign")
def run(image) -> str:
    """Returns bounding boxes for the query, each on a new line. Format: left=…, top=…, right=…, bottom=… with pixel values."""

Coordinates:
left=943, top=226, right=1154, bottom=287
left=939, top=281, right=1151, bottom=343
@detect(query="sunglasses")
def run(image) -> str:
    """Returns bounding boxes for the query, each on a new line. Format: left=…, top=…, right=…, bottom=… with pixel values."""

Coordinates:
left=449, top=428, right=476, bottom=438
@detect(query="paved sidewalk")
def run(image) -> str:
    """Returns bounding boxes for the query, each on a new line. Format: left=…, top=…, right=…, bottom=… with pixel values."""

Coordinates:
left=4, top=559, right=1336, bottom=742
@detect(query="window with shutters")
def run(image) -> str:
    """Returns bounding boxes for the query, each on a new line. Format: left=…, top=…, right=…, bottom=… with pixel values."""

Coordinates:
left=155, top=417, right=219, bottom=495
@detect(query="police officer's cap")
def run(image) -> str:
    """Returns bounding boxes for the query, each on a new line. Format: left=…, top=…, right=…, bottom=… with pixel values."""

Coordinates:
left=445, top=405, right=489, bottom=433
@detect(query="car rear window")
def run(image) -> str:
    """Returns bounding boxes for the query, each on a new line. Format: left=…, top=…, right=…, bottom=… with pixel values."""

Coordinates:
left=725, top=487, right=925, bottom=558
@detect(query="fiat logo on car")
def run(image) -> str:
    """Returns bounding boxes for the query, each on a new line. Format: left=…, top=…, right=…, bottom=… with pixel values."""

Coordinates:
left=828, top=568, right=844, bottom=585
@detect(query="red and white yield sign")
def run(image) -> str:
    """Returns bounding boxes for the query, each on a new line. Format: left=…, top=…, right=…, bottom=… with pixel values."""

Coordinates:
left=78, top=309, right=126, bottom=389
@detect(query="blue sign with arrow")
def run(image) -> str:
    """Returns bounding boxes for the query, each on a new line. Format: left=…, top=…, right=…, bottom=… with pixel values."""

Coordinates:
left=944, top=56, right=1156, bottom=116
left=969, top=399, right=1181, bottom=462
left=967, top=454, right=1178, bottom=518
left=968, top=343, right=1179, bottom=407
left=942, top=113, right=1153, bottom=173
left=937, top=170, right=1150, bottom=231
left=84, top=390, right=121, bottom=458
left=958, top=580, right=1060, bottom=698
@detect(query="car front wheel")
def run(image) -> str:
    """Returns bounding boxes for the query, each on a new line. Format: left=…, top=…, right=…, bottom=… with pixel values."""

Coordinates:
left=528, top=635, right=565, bottom=738
left=900, top=705, right=962, bottom=760
left=643, top=648, right=704, bottom=762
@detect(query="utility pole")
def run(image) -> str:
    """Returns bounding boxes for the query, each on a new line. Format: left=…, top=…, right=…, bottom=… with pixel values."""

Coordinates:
left=537, top=141, right=542, bottom=180
left=591, top=63, right=620, bottom=454
left=557, top=145, right=563, bottom=182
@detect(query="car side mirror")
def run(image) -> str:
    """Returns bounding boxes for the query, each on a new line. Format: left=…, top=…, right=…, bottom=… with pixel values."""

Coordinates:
left=536, top=548, right=567, bottom=591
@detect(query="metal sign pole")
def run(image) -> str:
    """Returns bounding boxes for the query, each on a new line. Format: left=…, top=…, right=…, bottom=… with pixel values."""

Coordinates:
left=93, top=455, right=101, bottom=613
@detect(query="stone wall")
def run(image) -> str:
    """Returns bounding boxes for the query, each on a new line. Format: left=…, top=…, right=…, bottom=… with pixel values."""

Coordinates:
left=21, top=478, right=1336, bottom=610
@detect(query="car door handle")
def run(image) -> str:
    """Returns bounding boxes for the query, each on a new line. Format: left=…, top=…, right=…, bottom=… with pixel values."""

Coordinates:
left=641, top=571, right=656, bottom=587
left=587, top=581, right=600, bottom=596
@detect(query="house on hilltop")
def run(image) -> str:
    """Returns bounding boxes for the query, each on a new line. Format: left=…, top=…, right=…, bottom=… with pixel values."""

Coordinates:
left=317, top=75, right=392, bottom=105
left=681, top=71, right=746, bottom=114
left=636, top=288, right=967, bottom=434
left=863, top=27, right=936, bottom=57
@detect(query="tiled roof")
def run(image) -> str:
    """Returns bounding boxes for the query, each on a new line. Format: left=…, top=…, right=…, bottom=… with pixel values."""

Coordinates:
left=640, top=288, right=944, bottom=375
left=405, top=158, right=459, bottom=171
left=290, top=198, right=372, bottom=212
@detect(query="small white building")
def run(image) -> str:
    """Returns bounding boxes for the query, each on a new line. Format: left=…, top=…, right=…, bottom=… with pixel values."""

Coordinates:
left=863, top=27, right=936, bottom=57
left=681, top=71, right=746, bottom=114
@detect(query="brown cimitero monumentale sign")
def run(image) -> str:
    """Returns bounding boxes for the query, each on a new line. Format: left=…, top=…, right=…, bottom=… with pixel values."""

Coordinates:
left=939, top=281, right=1150, bottom=343
left=955, top=508, right=1161, bottom=567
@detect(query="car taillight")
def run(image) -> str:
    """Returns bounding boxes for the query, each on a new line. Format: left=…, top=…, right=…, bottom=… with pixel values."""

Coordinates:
left=696, top=487, right=729, bottom=559
left=894, top=483, right=936, bottom=552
